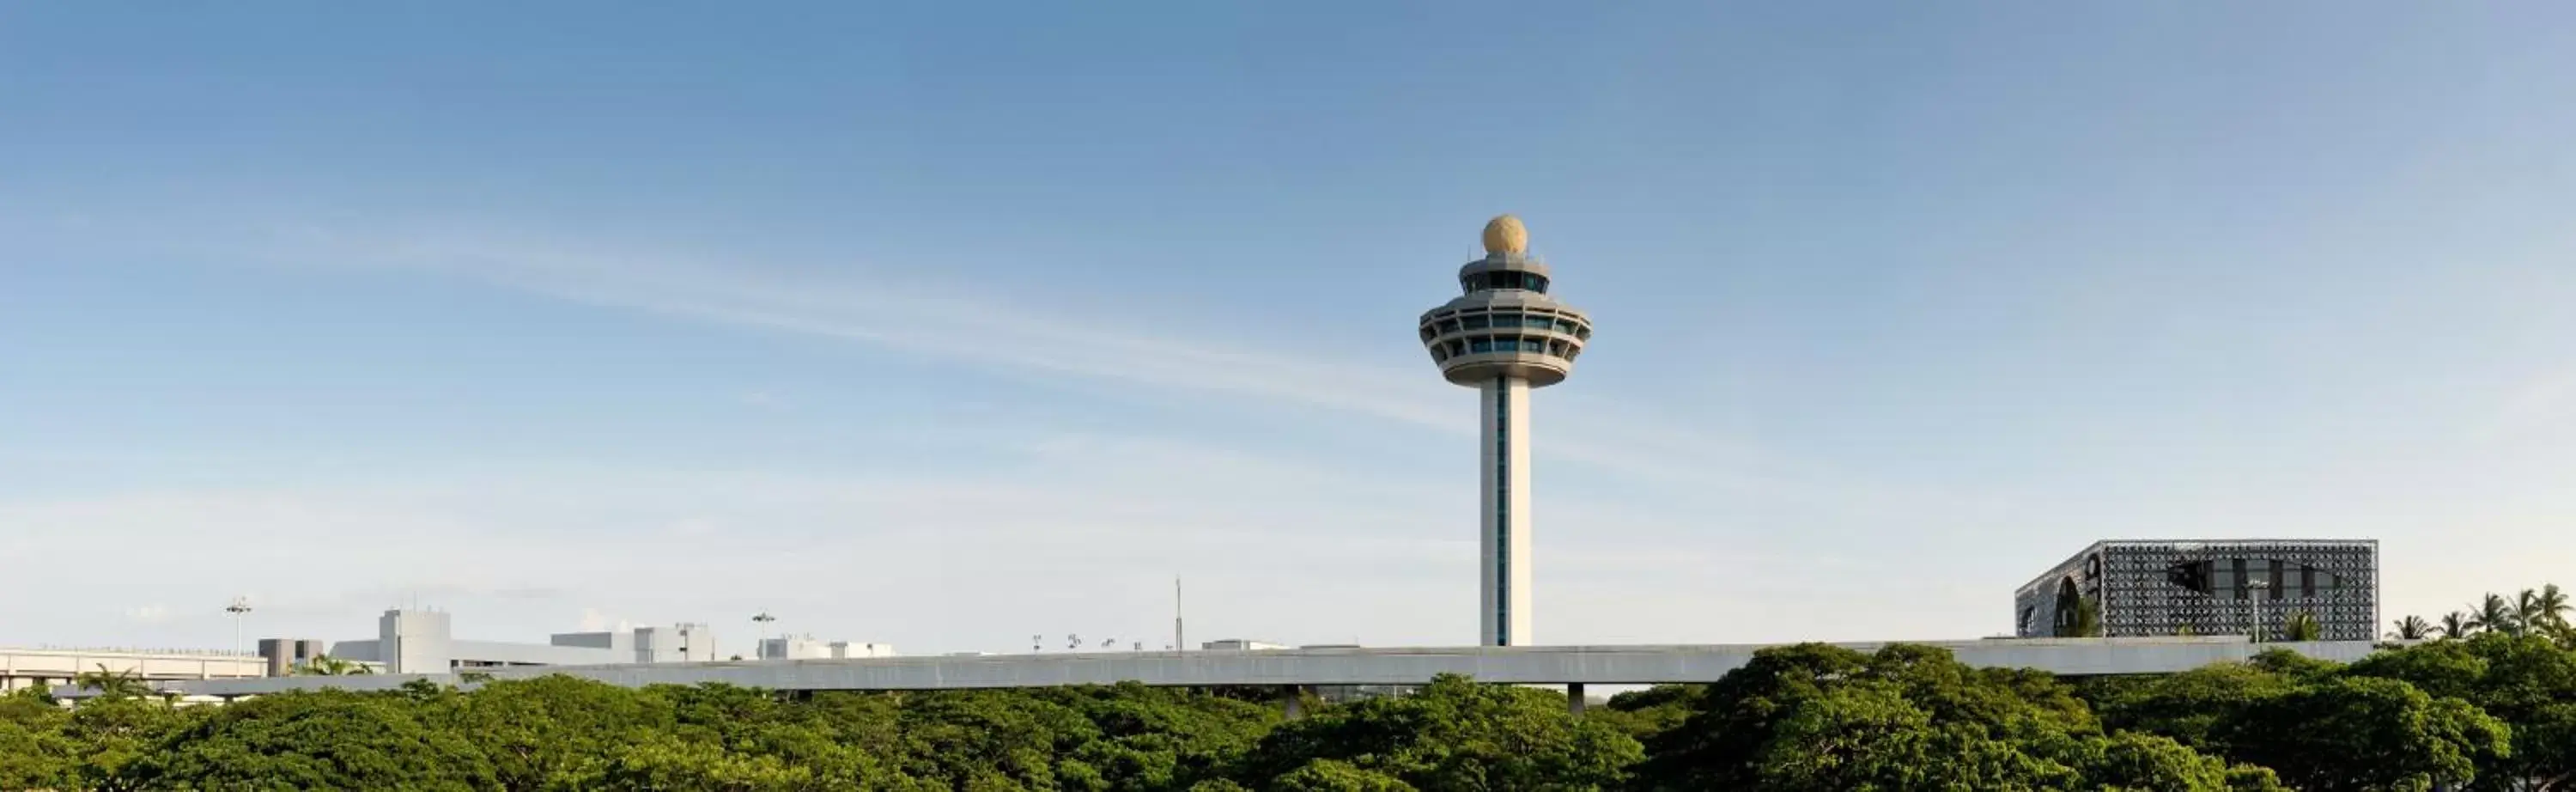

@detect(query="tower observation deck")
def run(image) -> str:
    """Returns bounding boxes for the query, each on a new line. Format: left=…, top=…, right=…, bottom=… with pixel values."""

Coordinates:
left=1417, top=216, right=1592, bottom=647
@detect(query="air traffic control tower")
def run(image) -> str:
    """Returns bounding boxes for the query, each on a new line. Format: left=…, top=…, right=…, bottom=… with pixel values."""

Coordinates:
left=1417, top=216, right=1593, bottom=646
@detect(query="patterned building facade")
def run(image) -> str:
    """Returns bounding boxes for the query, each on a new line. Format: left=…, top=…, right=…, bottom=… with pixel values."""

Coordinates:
left=2014, top=539, right=2379, bottom=642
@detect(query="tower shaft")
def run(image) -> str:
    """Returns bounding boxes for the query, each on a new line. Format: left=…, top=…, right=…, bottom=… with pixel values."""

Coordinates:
left=1479, top=375, right=1534, bottom=646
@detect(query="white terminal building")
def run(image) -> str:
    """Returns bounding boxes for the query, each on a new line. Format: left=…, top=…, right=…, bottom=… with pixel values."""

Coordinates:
left=258, top=610, right=894, bottom=674
left=1418, top=215, right=1592, bottom=647
left=757, top=636, right=896, bottom=660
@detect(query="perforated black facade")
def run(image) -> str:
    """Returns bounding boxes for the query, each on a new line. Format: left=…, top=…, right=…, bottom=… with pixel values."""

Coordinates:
left=2014, top=539, right=2379, bottom=642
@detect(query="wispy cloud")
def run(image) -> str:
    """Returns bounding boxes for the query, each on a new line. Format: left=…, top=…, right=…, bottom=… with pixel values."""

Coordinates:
left=327, top=230, right=1469, bottom=431
left=322, top=223, right=1853, bottom=496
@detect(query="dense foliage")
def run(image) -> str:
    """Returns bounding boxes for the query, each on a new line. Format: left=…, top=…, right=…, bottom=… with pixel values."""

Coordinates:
left=14, top=616, right=2576, bottom=790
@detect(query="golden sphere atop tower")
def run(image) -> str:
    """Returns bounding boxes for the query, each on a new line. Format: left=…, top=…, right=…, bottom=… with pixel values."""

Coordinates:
left=1481, top=214, right=1528, bottom=255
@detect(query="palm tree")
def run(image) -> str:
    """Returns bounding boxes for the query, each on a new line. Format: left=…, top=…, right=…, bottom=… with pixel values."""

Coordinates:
left=2517, top=588, right=2547, bottom=635
left=2475, top=594, right=2523, bottom=637
left=2283, top=612, right=2324, bottom=642
left=295, top=655, right=372, bottom=676
left=74, top=664, right=151, bottom=700
left=2389, top=615, right=2432, bottom=641
left=2529, top=584, right=2572, bottom=632
left=2437, top=611, right=2476, bottom=639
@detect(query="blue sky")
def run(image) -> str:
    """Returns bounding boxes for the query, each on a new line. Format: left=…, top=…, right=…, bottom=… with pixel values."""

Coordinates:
left=4, top=3, right=2573, bottom=655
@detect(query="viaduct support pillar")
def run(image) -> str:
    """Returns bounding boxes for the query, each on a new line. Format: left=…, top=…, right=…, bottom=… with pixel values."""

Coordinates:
left=1279, top=685, right=1310, bottom=721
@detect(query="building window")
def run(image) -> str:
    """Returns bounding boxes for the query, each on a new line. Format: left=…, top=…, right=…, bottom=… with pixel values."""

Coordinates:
left=1419, top=326, right=1437, bottom=343
left=2167, top=560, right=2211, bottom=594
left=1462, top=314, right=1491, bottom=330
left=1469, top=338, right=1495, bottom=354
left=1520, top=338, right=1544, bottom=353
left=1522, top=315, right=1553, bottom=329
left=1467, top=271, right=1553, bottom=294
left=2233, top=558, right=2250, bottom=600
left=1554, top=318, right=1580, bottom=334
left=1439, top=319, right=1461, bottom=333
left=1549, top=340, right=1569, bottom=356
left=2269, top=560, right=2285, bottom=600
left=1574, top=326, right=1591, bottom=340
left=1491, top=312, right=1523, bottom=328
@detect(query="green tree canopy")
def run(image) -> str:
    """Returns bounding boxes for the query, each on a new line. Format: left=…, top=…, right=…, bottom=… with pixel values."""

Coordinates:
left=2343, top=633, right=2576, bottom=790
left=1237, top=674, right=1640, bottom=791
left=2220, top=676, right=2508, bottom=792
left=125, top=690, right=497, bottom=792
left=441, top=675, right=674, bottom=791
left=1637, top=643, right=2268, bottom=792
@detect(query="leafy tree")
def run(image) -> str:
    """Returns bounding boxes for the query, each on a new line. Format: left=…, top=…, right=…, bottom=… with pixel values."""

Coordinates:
left=896, top=685, right=1111, bottom=789
left=125, top=690, right=497, bottom=791
left=2219, top=676, right=2508, bottom=792
left=1271, top=758, right=1419, bottom=791
left=0, top=714, right=70, bottom=791
left=441, top=675, right=671, bottom=791
left=2344, top=633, right=2576, bottom=790
left=1639, top=643, right=2260, bottom=791
left=1237, top=674, right=1640, bottom=791
left=2065, top=731, right=2289, bottom=792
left=0, top=685, right=63, bottom=725
left=2390, top=616, right=2433, bottom=641
left=60, top=692, right=196, bottom=791
left=2342, top=639, right=2491, bottom=702
left=1592, top=685, right=1693, bottom=741
left=1026, top=683, right=1278, bottom=790
left=593, top=734, right=820, bottom=792
left=2086, top=662, right=2294, bottom=755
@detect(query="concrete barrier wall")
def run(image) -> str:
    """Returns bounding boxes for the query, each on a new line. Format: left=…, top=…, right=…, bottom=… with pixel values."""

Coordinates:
left=131, top=637, right=2385, bottom=699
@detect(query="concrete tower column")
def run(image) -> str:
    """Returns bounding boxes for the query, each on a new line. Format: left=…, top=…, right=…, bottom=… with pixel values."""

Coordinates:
left=1480, top=375, right=1534, bottom=646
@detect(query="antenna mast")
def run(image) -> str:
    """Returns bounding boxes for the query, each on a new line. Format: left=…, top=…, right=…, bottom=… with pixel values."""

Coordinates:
left=1174, top=576, right=1185, bottom=653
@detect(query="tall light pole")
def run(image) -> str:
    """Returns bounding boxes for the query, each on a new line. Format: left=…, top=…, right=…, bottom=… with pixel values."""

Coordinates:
left=1418, top=215, right=1592, bottom=647
left=752, top=612, right=776, bottom=659
left=2247, top=581, right=2270, bottom=643
left=224, top=596, right=252, bottom=657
